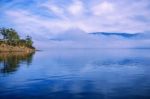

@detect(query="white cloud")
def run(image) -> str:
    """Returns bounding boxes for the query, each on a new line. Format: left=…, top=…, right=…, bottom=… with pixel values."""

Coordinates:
left=47, top=5, right=63, bottom=15
left=5, top=9, right=72, bottom=37
left=92, top=1, right=115, bottom=16
left=1, top=0, right=150, bottom=49
left=40, top=2, right=64, bottom=15
left=67, top=0, right=85, bottom=16
left=2, top=0, right=150, bottom=36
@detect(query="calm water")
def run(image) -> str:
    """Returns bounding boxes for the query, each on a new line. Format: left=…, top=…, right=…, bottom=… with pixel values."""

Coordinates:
left=0, top=49, right=150, bottom=99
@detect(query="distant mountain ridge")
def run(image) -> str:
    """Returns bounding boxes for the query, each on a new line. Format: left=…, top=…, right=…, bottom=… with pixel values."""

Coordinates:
left=48, top=28, right=150, bottom=42
left=43, top=29, right=150, bottom=49
left=89, top=32, right=140, bottom=38
left=90, top=32, right=150, bottom=40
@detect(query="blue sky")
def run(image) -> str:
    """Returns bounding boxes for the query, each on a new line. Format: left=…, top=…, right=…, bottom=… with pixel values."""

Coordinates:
left=0, top=0, right=150, bottom=49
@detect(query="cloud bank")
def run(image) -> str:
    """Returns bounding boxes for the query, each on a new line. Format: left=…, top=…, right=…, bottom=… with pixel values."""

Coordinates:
left=0, top=0, right=150, bottom=49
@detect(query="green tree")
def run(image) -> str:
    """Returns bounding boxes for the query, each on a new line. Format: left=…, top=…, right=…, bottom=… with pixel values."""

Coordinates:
left=26, top=35, right=33, bottom=47
left=0, top=28, right=20, bottom=41
left=0, top=27, right=34, bottom=49
left=0, top=27, right=8, bottom=39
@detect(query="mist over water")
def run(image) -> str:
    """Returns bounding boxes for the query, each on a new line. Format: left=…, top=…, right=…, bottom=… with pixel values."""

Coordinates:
left=35, top=29, right=150, bottom=49
left=0, top=49, right=150, bottom=99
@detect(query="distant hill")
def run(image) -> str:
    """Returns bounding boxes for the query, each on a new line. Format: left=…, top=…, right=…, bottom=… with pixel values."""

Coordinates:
left=89, top=32, right=150, bottom=40
left=48, top=28, right=150, bottom=41
left=46, top=29, right=150, bottom=48
left=89, top=32, right=140, bottom=38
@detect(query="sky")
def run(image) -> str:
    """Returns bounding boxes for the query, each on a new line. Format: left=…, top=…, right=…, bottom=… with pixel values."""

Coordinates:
left=0, top=0, right=150, bottom=49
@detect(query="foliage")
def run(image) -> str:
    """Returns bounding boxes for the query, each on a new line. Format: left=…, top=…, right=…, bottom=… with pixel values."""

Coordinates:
left=26, top=35, right=33, bottom=47
left=0, top=27, right=34, bottom=49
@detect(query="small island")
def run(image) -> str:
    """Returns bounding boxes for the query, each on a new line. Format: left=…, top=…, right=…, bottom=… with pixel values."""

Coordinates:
left=0, top=27, right=35, bottom=52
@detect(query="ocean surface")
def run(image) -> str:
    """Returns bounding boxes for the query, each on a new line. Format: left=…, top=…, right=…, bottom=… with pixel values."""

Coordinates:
left=0, top=49, right=150, bottom=99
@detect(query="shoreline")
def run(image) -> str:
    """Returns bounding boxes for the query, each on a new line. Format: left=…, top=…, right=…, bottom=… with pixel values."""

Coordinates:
left=0, top=44, right=35, bottom=53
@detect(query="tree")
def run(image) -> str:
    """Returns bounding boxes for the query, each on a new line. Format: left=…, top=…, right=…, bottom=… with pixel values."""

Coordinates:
left=26, top=35, right=33, bottom=47
left=0, top=28, right=20, bottom=41
left=0, top=27, right=34, bottom=49
left=0, top=27, right=7, bottom=39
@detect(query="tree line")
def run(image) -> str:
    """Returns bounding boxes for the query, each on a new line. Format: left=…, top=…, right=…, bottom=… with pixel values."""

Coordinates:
left=0, top=27, right=34, bottom=49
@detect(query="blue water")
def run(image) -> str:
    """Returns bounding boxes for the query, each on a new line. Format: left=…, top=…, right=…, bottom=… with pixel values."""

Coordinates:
left=0, top=49, right=150, bottom=99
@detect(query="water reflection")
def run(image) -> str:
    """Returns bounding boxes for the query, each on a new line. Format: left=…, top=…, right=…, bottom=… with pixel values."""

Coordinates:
left=0, top=49, right=150, bottom=99
left=0, top=52, right=35, bottom=73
